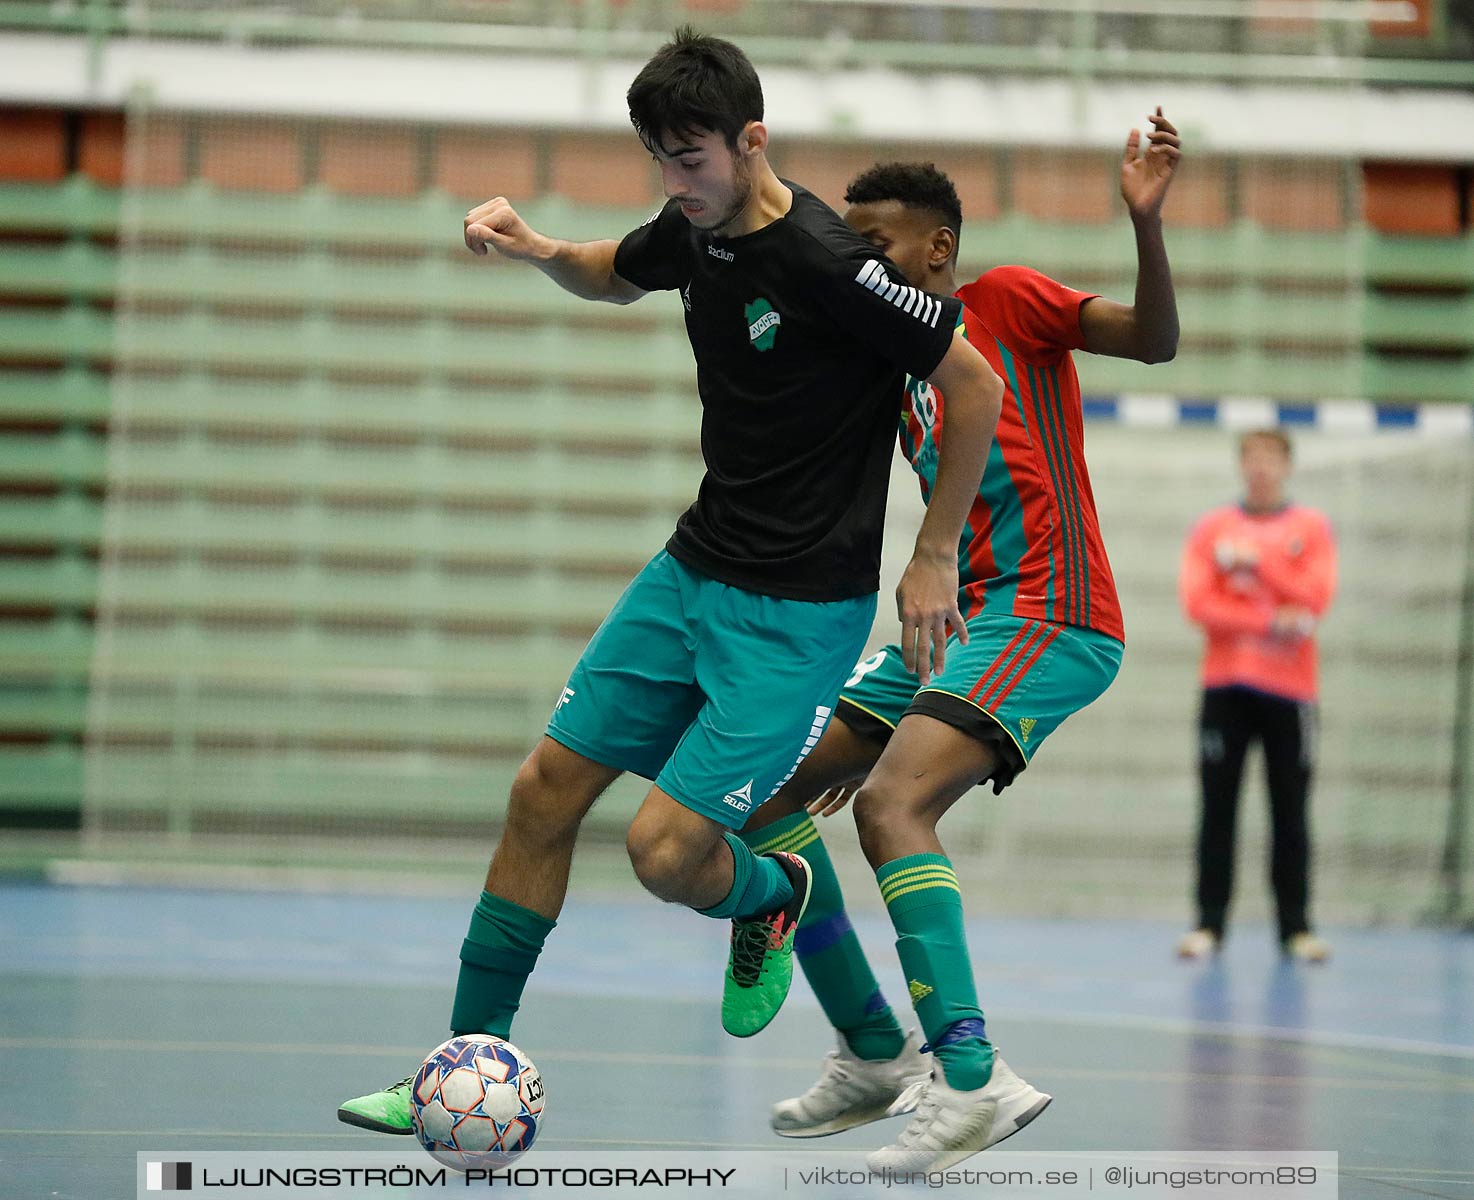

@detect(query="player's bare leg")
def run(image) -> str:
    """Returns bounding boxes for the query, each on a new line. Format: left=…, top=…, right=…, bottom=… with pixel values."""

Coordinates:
left=486, top=737, right=623, bottom=920
left=852, top=713, right=1052, bottom=1170
left=850, top=714, right=993, bottom=862
left=625, top=786, right=744, bottom=908
left=337, top=738, right=619, bottom=1134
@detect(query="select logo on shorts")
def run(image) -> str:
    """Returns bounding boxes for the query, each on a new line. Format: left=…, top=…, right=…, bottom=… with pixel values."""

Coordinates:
left=146, top=1162, right=193, bottom=1191
left=746, top=298, right=781, bottom=351
left=723, top=780, right=755, bottom=813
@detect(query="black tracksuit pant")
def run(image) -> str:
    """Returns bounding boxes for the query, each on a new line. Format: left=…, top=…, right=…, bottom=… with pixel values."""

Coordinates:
left=1195, top=684, right=1316, bottom=943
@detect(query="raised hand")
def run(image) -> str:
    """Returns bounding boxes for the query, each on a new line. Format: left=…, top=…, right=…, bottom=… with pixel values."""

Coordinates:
left=1121, top=107, right=1182, bottom=223
left=464, top=196, right=549, bottom=261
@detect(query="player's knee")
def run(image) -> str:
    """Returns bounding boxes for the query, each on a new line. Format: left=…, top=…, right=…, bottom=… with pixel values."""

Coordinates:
left=851, top=783, right=897, bottom=858
left=624, top=819, right=696, bottom=903
left=506, top=750, right=586, bottom=845
left=852, top=775, right=938, bottom=856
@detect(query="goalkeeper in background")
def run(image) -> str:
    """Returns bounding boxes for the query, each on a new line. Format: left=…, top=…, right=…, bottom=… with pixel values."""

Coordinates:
left=1177, top=430, right=1337, bottom=963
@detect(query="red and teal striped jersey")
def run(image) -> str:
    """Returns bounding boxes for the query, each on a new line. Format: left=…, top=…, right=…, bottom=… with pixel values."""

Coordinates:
left=900, top=266, right=1124, bottom=643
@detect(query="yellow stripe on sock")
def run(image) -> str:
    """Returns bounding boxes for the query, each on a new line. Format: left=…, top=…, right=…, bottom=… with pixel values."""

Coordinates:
left=880, top=861, right=959, bottom=886
left=882, top=879, right=963, bottom=905
left=765, top=828, right=821, bottom=857
left=879, top=863, right=959, bottom=893
left=754, top=825, right=825, bottom=855
left=880, top=872, right=961, bottom=903
left=880, top=870, right=959, bottom=898
left=749, top=823, right=820, bottom=857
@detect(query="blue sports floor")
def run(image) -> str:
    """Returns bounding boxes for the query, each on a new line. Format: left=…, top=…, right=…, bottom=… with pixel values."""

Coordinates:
left=2, top=879, right=1472, bottom=1199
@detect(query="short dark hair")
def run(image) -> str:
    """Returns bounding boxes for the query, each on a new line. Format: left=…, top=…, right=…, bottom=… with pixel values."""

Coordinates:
left=1240, top=428, right=1293, bottom=459
left=844, top=162, right=964, bottom=258
left=626, top=27, right=764, bottom=154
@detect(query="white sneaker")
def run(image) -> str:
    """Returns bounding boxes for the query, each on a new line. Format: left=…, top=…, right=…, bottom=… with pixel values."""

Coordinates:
left=1283, top=932, right=1331, bottom=962
left=866, top=1054, right=1052, bottom=1172
left=1176, top=928, right=1219, bottom=960
left=771, top=1030, right=931, bottom=1138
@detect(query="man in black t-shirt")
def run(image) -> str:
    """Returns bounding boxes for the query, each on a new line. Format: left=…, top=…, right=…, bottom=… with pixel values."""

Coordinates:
left=339, top=28, right=1005, bottom=1137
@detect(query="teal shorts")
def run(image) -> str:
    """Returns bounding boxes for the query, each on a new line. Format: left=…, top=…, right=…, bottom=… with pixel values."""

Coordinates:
left=547, top=551, right=877, bottom=828
left=839, top=613, right=1123, bottom=793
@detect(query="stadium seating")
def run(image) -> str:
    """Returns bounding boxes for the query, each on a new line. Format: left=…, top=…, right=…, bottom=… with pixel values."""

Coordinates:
left=1, top=143, right=1470, bottom=855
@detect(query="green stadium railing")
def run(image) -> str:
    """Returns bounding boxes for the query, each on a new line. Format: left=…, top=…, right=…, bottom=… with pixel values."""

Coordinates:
left=14, top=242, right=1471, bottom=349
left=1, top=178, right=1471, bottom=284
left=6, top=307, right=1468, bottom=400
left=0, top=430, right=703, bottom=505
left=0, top=557, right=645, bottom=625
left=3, top=180, right=1471, bottom=401
left=0, top=371, right=704, bottom=447
left=6, top=178, right=1472, bottom=286
left=0, top=494, right=691, bottom=564
left=2, top=175, right=1472, bottom=842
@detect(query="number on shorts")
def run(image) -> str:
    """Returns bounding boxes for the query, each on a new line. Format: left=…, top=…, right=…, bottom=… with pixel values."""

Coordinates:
left=846, top=650, right=887, bottom=689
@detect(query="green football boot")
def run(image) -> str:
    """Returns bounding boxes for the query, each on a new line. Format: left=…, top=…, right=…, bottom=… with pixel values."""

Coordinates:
left=337, top=1076, right=415, bottom=1135
left=721, top=851, right=813, bottom=1038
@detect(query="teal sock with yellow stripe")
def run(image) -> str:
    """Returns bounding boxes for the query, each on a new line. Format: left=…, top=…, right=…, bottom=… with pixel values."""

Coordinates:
left=877, top=852, right=993, bottom=1090
left=743, top=811, right=905, bottom=1061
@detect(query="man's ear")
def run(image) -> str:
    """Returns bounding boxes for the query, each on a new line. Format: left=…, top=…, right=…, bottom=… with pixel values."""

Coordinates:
left=741, top=121, right=769, bottom=158
left=930, top=226, right=958, bottom=268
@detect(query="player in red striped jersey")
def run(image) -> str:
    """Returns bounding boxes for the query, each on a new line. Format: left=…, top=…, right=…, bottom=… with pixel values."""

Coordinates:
left=737, top=112, right=1183, bottom=1169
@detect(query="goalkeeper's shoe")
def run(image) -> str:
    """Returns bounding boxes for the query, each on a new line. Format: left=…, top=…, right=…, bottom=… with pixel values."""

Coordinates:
left=1283, top=931, right=1331, bottom=962
left=771, top=1029, right=930, bottom=1137
left=1175, top=928, right=1219, bottom=960
left=721, top=851, right=812, bottom=1038
left=337, top=1076, right=415, bottom=1135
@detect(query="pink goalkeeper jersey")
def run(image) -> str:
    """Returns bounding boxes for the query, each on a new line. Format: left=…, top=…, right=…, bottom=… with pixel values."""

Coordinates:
left=1179, top=503, right=1337, bottom=703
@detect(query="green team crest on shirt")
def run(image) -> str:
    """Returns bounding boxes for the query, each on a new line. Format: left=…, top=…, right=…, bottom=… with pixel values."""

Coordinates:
left=746, top=298, right=781, bottom=351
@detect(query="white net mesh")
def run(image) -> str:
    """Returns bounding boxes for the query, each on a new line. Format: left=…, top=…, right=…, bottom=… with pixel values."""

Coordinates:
left=877, top=425, right=1474, bottom=924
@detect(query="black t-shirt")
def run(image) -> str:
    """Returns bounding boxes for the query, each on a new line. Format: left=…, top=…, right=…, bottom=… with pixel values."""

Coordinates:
left=613, top=181, right=963, bottom=601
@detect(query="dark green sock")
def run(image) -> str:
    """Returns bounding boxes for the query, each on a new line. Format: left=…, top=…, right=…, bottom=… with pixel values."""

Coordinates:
left=877, top=853, right=993, bottom=1090
left=744, top=812, right=904, bottom=1061
left=696, top=832, right=793, bottom=920
left=449, top=890, right=556, bottom=1039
